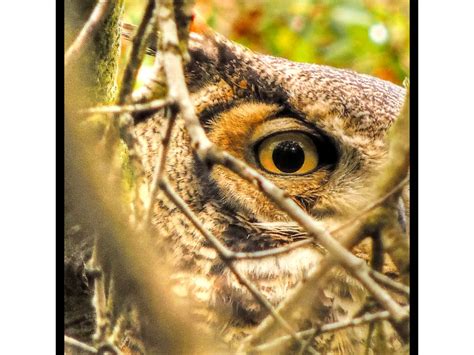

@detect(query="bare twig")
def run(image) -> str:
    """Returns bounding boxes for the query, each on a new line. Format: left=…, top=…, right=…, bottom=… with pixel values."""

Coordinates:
left=369, top=269, right=410, bottom=296
left=65, top=0, right=114, bottom=67
left=365, top=322, right=376, bottom=355
left=81, top=98, right=171, bottom=115
left=132, top=53, right=167, bottom=103
left=120, top=22, right=167, bottom=103
left=230, top=239, right=314, bottom=260
left=250, top=308, right=405, bottom=353
left=118, top=0, right=156, bottom=103
left=330, top=176, right=409, bottom=235
left=64, top=335, right=98, bottom=354
left=145, top=103, right=178, bottom=225
left=157, top=0, right=212, bottom=158
left=381, top=219, right=410, bottom=279
left=90, top=237, right=109, bottom=344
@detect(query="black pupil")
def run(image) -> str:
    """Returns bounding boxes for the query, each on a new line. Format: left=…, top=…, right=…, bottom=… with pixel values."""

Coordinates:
left=272, top=141, right=305, bottom=173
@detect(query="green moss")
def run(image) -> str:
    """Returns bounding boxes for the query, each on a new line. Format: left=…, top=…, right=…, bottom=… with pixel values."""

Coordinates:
left=65, top=0, right=124, bottom=108
left=92, top=0, right=124, bottom=104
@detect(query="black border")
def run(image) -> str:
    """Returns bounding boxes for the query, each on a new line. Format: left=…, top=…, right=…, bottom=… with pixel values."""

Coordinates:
left=409, top=0, right=419, bottom=352
left=58, top=0, right=65, bottom=352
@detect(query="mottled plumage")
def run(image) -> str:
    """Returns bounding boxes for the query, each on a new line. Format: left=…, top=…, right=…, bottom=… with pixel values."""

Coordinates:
left=123, top=29, right=407, bottom=353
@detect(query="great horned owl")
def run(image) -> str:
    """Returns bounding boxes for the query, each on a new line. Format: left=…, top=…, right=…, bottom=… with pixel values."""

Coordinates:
left=115, top=26, right=407, bottom=354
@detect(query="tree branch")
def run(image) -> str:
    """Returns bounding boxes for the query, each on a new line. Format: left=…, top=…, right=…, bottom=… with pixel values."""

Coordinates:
left=249, top=308, right=408, bottom=353
left=64, top=335, right=98, bottom=354
left=65, top=0, right=114, bottom=67
left=369, top=269, right=410, bottom=296
left=81, top=98, right=171, bottom=115
left=117, top=0, right=156, bottom=103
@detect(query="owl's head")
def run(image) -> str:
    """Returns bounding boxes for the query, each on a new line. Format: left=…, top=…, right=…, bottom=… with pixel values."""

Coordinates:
left=135, top=28, right=406, bottom=335
left=183, top=30, right=405, bottom=221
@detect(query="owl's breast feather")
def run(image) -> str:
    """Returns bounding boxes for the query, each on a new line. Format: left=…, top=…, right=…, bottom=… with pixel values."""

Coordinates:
left=211, top=247, right=324, bottom=322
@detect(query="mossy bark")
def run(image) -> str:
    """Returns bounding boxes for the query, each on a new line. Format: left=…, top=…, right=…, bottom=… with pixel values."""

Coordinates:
left=64, top=0, right=124, bottom=344
left=65, top=0, right=124, bottom=106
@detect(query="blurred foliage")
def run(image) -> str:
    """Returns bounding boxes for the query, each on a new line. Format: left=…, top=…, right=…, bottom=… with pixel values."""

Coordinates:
left=121, top=0, right=408, bottom=87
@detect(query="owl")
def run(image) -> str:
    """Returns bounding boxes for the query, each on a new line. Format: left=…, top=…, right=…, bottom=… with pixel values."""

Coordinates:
left=106, top=26, right=408, bottom=354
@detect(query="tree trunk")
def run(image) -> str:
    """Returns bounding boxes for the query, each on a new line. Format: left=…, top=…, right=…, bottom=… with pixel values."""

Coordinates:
left=64, top=0, right=123, bottom=344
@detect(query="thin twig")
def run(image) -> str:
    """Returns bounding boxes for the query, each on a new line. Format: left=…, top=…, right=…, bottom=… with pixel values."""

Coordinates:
left=371, top=231, right=385, bottom=273
left=144, top=103, right=178, bottom=225
left=297, top=328, right=319, bottom=355
left=118, top=0, right=156, bottom=103
left=230, top=239, right=314, bottom=260
left=381, top=216, right=410, bottom=280
left=330, top=176, right=409, bottom=235
left=365, top=322, right=376, bottom=355
left=240, top=224, right=365, bottom=351
left=132, top=53, right=167, bottom=103
left=369, top=269, right=410, bottom=296
left=64, top=335, right=98, bottom=354
left=250, top=308, right=406, bottom=353
left=81, top=98, right=171, bottom=115
left=65, top=0, right=114, bottom=67
left=121, top=22, right=167, bottom=103
left=90, top=236, right=109, bottom=344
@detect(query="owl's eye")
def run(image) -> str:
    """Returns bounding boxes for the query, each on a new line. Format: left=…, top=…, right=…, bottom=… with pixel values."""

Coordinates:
left=256, top=132, right=319, bottom=175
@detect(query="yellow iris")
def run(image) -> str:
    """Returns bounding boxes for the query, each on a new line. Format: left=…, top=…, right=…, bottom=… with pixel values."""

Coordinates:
left=257, top=132, right=319, bottom=175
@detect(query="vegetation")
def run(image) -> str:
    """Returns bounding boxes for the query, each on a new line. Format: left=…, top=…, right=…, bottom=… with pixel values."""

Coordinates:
left=123, top=0, right=409, bottom=88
